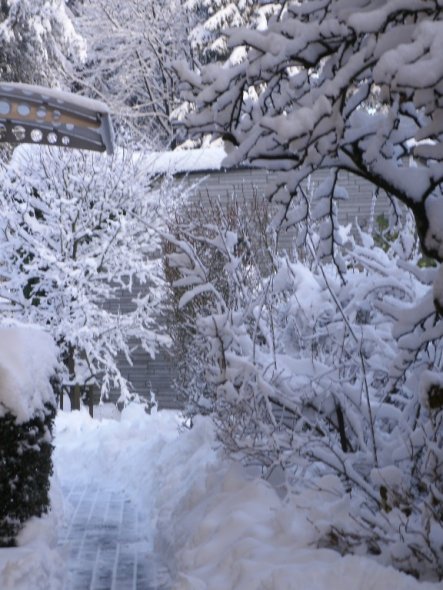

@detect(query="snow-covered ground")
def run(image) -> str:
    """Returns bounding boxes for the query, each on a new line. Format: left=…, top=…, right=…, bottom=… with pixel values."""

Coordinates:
left=0, top=405, right=441, bottom=589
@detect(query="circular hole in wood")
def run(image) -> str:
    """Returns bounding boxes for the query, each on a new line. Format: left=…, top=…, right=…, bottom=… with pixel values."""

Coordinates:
left=17, top=104, right=31, bottom=117
left=0, top=100, right=10, bottom=115
left=47, top=131, right=58, bottom=144
left=12, top=125, right=26, bottom=141
left=31, top=129, right=43, bottom=142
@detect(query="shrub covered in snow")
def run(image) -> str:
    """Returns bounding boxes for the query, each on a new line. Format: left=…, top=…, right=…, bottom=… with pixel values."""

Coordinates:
left=0, top=327, right=58, bottom=546
left=166, top=201, right=443, bottom=579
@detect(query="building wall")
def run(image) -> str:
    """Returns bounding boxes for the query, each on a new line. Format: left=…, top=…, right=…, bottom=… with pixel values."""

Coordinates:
left=110, top=167, right=394, bottom=410
left=181, top=167, right=392, bottom=225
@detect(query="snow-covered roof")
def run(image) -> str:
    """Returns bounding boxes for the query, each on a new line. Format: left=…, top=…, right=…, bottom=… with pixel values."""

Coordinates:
left=144, top=147, right=228, bottom=175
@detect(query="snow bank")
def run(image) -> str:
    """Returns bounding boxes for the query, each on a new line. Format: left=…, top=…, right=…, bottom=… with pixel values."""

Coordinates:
left=0, top=481, right=64, bottom=590
left=0, top=518, right=64, bottom=590
left=158, top=426, right=440, bottom=590
left=52, top=408, right=440, bottom=590
left=0, top=326, right=58, bottom=423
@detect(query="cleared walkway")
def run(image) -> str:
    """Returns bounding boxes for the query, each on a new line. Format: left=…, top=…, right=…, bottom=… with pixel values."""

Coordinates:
left=58, top=483, right=172, bottom=590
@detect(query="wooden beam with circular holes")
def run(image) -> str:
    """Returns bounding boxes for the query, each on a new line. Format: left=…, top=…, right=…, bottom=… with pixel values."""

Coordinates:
left=0, top=82, right=114, bottom=154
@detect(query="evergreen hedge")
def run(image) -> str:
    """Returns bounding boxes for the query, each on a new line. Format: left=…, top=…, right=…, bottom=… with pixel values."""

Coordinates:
left=0, top=401, right=56, bottom=546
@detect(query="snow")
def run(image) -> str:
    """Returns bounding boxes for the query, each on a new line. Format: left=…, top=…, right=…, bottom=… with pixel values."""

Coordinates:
left=273, top=260, right=324, bottom=314
left=1, top=405, right=440, bottom=589
left=0, top=539, right=63, bottom=590
left=0, top=326, right=58, bottom=423
left=0, top=469, right=64, bottom=590
left=0, top=82, right=110, bottom=115
left=142, top=147, right=227, bottom=174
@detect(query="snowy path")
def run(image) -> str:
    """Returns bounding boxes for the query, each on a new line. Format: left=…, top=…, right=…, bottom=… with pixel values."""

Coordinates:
left=53, top=408, right=177, bottom=590
left=58, top=483, right=171, bottom=590
left=1, top=407, right=440, bottom=590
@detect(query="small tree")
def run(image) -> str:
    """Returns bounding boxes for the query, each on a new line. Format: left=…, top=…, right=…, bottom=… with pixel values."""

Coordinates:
left=0, top=146, right=170, bottom=402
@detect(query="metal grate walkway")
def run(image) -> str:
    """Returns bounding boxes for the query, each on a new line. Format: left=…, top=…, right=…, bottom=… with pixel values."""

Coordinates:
left=58, top=483, right=172, bottom=590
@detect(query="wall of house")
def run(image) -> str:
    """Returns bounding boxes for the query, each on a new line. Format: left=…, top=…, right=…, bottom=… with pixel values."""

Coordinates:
left=181, top=167, right=393, bottom=225
left=109, top=167, right=395, bottom=410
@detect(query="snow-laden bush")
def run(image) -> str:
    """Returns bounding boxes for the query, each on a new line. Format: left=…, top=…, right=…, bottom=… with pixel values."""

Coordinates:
left=0, top=327, right=58, bottom=546
left=166, top=199, right=443, bottom=579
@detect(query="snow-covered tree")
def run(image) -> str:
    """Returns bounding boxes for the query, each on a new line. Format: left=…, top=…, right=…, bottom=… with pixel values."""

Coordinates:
left=171, top=1, right=443, bottom=576
left=0, top=0, right=84, bottom=85
left=177, top=1, right=443, bottom=273
left=0, top=146, right=170, bottom=402
left=184, top=0, right=278, bottom=64
left=72, top=0, right=192, bottom=147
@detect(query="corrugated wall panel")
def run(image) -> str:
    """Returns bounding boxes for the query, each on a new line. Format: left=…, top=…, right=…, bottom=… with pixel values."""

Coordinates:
left=106, top=168, right=395, bottom=410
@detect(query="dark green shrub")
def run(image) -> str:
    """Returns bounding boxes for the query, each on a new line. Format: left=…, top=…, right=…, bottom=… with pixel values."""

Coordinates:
left=0, top=401, right=56, bottom=546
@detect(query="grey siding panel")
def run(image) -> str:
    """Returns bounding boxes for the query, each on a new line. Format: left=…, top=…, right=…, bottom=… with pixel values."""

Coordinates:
left=107, top=168, right=393, bottom=411
left=101, top=275, right=180, bottom=410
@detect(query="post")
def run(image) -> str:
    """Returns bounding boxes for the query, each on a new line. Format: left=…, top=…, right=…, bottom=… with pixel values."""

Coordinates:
left=72, top=384, right=81, bottom=411
left=88, top=385, right=94, bottom=418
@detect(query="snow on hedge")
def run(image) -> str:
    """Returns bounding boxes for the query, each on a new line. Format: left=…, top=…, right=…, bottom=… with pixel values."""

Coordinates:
left=0, top=326, right=58, bottom=423
left=0, top=514, right=64, bottom=590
